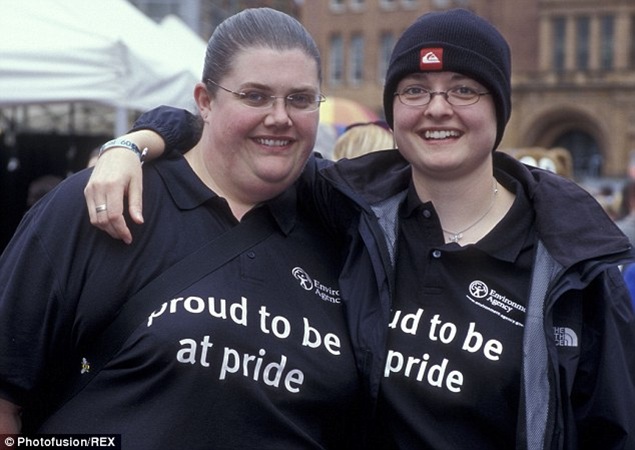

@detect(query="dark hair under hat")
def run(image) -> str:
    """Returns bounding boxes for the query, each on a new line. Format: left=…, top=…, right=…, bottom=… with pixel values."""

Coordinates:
left=383, top=8, right=511, bottom=150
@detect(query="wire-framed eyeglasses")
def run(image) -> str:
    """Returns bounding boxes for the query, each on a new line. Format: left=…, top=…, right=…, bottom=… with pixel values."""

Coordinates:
left=207, top=79, right=326, bottom=112
left=394, top=85, right=490, bottom=107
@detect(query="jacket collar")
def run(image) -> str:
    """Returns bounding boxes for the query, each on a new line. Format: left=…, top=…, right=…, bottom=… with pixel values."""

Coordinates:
left=320, top=150, right=633, bottom=268
left=494, top=152, right=633, bottom=268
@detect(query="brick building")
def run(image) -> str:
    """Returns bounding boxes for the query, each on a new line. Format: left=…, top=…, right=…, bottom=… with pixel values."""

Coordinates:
left=301, top=0, right=635, bottom=179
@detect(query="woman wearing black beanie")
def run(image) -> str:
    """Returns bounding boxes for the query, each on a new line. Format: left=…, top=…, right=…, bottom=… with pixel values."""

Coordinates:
left=84, top=8, right=635, bottom=450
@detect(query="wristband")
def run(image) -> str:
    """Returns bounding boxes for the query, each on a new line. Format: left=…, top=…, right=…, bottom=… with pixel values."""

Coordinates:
left=98, top=138, right=147, bottom=163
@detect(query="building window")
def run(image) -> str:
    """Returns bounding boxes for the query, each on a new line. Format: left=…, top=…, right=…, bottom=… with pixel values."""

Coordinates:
left=349, top=34, right=365, bottom=85
left=129, top=0, right=180, bottom=22
left=554, top=130, right=602, bottom=178
left=575, top=16, right=590, bottom=70
left=401, top=0, right=419, bottom=8
left=630, top=15, right=635, bottom=68
left=380, top=0, right=397, bottom=10
left=432, top=0, right=470, bottom=8
left=600, top=15, right=614, bottom=70
left=552, top=17, right=566, bottom=73
left=330, top=0, right=346, bottom=12
left=378, top=32, right=395, bottom=83
left=329, top=34, right=344, bottom=86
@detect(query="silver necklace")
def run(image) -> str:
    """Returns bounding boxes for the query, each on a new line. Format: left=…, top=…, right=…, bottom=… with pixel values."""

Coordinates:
left=442, top=180, right=499, bottom=243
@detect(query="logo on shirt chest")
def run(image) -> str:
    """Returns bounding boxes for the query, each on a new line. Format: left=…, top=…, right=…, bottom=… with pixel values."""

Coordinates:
left=292, top=267, right=341, bottom=304
left=466, top=280, right=526, bottom=327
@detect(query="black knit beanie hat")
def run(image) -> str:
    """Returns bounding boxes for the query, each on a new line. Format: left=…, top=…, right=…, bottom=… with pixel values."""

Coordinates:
left=383, top=8, right=511, bottom=149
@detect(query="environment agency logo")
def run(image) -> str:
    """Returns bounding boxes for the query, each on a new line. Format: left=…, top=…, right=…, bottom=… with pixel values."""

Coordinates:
left=466, top=279, right=525, bottom=327
left=469, top=280, right=489, bottom=298
left=292, top=267, right=313, bottom=291
left=291, top=267, right=341, bottom=304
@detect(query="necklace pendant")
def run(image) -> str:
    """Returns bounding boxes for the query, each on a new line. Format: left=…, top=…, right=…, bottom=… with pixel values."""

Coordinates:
left=449, top=233, right=462, bottom=243
left=442, top=178, right=498, bottom=245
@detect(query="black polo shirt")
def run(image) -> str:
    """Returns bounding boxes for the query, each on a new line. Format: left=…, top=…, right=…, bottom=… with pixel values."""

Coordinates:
left=379, top=172, right=536, bottom=449
left=0, top=155, right=363, bottom=449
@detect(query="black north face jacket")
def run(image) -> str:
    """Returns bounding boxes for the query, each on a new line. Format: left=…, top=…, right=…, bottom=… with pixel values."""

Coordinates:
left=302, top=150, right=635, bottom=450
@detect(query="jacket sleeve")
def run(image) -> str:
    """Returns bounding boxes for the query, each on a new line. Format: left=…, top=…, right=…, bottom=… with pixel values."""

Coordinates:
left=572, top=267, right=635, bottom=449
left=130, top=106, right=202, bottom=153
left=297, top=155, right=357, bottom=239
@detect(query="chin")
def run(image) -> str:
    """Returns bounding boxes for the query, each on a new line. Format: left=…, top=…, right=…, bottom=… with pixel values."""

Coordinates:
left=257, top=160, right=304, bottom=181
left=259, top=172, right=299, bottom=187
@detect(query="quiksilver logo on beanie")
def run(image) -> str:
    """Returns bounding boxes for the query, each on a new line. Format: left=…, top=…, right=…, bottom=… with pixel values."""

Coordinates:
left=420, top=48, right=443, bottom=71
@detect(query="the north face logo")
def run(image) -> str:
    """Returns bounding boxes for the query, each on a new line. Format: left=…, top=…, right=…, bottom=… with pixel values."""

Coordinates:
left=553, top=327, right=578, bottom=347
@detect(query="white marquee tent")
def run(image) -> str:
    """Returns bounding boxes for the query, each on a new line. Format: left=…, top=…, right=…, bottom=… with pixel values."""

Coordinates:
left=160, top=14, right=207, bottom=80
left=0, top=0, right=201, bottom=134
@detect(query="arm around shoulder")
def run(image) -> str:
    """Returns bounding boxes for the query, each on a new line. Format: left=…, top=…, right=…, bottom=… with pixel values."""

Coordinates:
left=84, top=131, right=157, bottom=244
left=131, top=105, right=201, bottom=152
left=84, top=106, right=202, bottom=244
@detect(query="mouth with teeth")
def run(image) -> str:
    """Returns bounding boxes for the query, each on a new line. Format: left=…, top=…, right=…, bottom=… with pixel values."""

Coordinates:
left=424, top=130, right=461, bottom=140
left=255, top=138, right=293, bottom=147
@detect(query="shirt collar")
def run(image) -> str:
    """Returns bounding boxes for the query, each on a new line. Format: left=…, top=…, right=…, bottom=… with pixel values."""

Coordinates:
left=475, top=171, right=535, bottom=262
left=154, top=153, right=296, bottom=235
left=401, top=173, right=535, bottom=262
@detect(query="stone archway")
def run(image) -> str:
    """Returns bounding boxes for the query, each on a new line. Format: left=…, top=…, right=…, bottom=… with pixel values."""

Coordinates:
left=522, top=107, right=606, bottom=179
left=553, top=130, right=601, bottom=178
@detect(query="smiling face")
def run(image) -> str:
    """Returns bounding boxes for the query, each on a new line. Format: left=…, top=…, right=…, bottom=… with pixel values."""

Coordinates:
left=393, top=71, right=497, bottom=181
left=195, top=46, right=320, bottom=205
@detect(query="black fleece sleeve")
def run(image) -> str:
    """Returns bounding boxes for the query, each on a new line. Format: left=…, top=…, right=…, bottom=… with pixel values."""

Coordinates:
left=130, top=106, right=202, bottom=153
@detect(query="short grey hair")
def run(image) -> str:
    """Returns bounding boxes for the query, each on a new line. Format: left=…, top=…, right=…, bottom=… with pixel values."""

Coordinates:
left=202, top=8, right=322, bottom=89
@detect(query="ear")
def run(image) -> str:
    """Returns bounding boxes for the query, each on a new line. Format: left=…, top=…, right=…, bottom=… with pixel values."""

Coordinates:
left=194, top=82, right=212, bottom=119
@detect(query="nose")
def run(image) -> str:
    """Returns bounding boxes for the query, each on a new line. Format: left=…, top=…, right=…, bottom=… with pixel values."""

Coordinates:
left=425, top=91, right=453, bottom=117
left=264, top=97, right=293, bottom=126
left=429, top=91, right=451, bottom=103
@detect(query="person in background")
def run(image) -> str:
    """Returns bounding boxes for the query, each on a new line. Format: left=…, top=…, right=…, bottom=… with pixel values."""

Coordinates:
left=594, top=183, right=621, bottom=221
left=0, top=8, right=367, bottom=449
left=615, top=180, right=635, bottom=311
left=332, top=120, right=394, bottom=160
left=84, top=9, right=635, bottom=449
left=85, top=147, right=100, bottom=168
left=616, top=180, right=635, bottom=244
left=623, top=263, right=635, bottom=310
left=26, top=174, right=63, bottom=208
